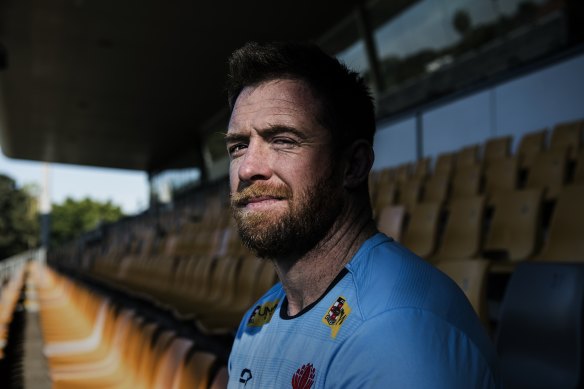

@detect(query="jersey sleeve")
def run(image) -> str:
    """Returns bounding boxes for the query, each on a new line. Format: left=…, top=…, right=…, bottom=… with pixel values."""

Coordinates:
left=324, top=309, right=500, bottom=389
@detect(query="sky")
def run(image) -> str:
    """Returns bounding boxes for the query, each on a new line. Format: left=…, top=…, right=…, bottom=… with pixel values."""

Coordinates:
left=0, top=146, right=148, bottom=215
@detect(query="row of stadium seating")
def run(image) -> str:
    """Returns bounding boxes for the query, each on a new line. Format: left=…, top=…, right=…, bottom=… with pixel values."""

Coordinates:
left=32, top=263, right=228, bottom=388
left=376, top=184, right=583, bottom=264
left=370, top=119, right=584, bottom=216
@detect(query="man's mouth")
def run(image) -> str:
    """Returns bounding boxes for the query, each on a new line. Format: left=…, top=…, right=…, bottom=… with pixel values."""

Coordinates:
left=238, top=195, right=285, bottom=208
left=231, top=183, right=292, bottom=209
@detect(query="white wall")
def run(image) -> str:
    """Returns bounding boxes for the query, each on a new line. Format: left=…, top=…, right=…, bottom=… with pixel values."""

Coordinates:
left=372, top=52, right=584, bottom=170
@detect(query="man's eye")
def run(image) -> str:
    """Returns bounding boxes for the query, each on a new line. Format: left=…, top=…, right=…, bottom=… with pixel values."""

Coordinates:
left=272, top=137, right=297, bottom=147
left=228, top=144, right=247, bottom=156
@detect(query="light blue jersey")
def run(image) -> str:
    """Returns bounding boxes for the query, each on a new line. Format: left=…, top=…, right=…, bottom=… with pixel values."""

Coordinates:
left=227, top=233, right=500, bottom=388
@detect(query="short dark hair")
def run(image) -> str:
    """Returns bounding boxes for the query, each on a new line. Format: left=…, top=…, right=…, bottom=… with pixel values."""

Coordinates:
left=227, top=41, right=376, bottom=152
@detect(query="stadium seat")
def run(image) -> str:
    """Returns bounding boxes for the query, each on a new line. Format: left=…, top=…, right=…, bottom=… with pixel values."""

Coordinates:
left=517, top=128, right=547, bottom=170
left=573, top=149, right=584, bottom=184
left=423, top=173, right=450, bottom=204
left=433, top=196, right=485, bottom=262
left=437, top=259, right=490, bottom=326
left=535, top=184, right=584, bottom=261
left=484, top=157, right=518, bottom=197
left=550, top=119, right=583, bottom=160
left=496, top=262, right=584, bottom=389
left=413, top=157, right=431, bottom=179
left=484, top=135, right=512, bottom=164
left=152, top=337, right=194, bottom=389
left=456, top=144, right=480, bottom=169
left=173, top=351, right=217, bottom=389
left=401, top=202, right=441, bottom=258
left=525, top=149, right=567, bottom=200
left=397, top=178, right=423, bottom=211
left=373, top=180, right=397, bottom=217
left=376, top=205, right=406, bottom=241
left=483, top=189, right=543, bottom=262
left=435, top=152, right=456, bottom=177
left=198, top=255, right=272, bottom=331
left=451, top=164, right=482, bottom=199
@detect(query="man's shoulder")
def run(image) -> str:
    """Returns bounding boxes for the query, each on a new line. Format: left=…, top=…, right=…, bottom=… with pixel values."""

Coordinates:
left=347, top=233, right=483, bottom=333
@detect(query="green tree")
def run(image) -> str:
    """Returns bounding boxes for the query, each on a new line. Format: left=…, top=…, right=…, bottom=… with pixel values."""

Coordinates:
left=50, top=197, right=124, bottom=246
left=0, top=174, right=39, bottom=259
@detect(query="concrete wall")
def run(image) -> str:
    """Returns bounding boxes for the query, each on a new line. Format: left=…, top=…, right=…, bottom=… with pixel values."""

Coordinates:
left=372, top=53, right=584, bottom=170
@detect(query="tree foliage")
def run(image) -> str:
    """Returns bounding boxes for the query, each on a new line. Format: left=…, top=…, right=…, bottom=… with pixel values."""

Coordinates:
left=50, top=197, right=124, bottom=246
left=0, top=174, right=39, bottom=259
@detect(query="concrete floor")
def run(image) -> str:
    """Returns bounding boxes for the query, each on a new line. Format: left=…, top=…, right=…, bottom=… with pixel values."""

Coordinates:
left=23, top=288, right=51, bottom=388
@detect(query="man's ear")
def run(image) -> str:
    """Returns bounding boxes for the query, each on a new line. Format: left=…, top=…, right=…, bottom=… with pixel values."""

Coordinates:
left=343, top=140, right=374, bottom=189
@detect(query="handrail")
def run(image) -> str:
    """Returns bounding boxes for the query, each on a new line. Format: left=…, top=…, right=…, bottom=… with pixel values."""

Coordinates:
left=0, top=247, right=46, bottom=283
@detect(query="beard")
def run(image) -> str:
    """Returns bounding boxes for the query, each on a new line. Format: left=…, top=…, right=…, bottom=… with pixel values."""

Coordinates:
left=231, top=172, right=344, bottom=260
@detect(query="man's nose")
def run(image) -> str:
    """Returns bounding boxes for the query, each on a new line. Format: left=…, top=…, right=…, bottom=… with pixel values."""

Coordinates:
left=238, top=142, right=273, bottom=183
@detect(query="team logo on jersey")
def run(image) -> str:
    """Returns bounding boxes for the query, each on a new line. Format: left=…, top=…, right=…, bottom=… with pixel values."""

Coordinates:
left=292, top=363, right=316, bottom=389
left=239, top=368, right=252, bottom=386
left=247, top=299, right=279, bottom=327
left=322, top=296, right=351, bottom=339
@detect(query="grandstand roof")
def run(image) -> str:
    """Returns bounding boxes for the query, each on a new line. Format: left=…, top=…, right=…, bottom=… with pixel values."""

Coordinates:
left=1, top=0, right=411, bottom=172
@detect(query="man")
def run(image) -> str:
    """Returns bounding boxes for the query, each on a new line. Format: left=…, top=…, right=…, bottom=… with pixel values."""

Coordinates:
left=224, top=41, right=500, bottom=388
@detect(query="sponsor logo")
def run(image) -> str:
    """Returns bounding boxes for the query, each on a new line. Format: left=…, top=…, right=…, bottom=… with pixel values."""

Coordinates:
left=239, top=368, right=252, bottom=386
left=247, top=299, right=279, bottom=327
left=292, top=363, right=316, bottom=389
left=322, top=296, right=351, bottom=339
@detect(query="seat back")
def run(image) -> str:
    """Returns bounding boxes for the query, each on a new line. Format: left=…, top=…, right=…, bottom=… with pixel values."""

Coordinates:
left=574, top=149, right=584, bottom=184
left=496, top=262, right=584, bottom=389
left=398, top=178, right=422, bottom=211
left=423, top=173, right=450, bottom=204
left=484, top=157, right=518, bottom=196
left=153, top=337, right=194, bottom=389
left=435, top=152, right=456, bottom=177
left=536, top=184, right=584, bottom=261
left=484, top=135, right=512, bottom=164
left=373, top=180, right=397, bottom=217
left=401, top=202, right=441, bottom=258
left=550, top=119, right=583, bottom=159
left=526, top=149, right=567, bottom=200
left=413, top=158, right=430, bottom=179
left=452, top=164, right=482, bottom=199
left=435, top=196, right=485, bottom=261
left=518, top=129, right=547, bottom=170
left=485, top=189, right=542, bottom=261
left=456, top=144, right=480, bottom=169
left=173, top=351, right=216, bottom=389
left=377, top=205, right=406, bottom=241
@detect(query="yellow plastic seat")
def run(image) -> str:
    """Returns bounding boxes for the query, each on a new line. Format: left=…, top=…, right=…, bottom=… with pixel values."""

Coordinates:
left=535, top=184, right=584, bottom=261
left=376, top=205, right=406, bottom=242
left=433, top=196, right=485, bottom=262
left=401, top=202, right=442, bottom=259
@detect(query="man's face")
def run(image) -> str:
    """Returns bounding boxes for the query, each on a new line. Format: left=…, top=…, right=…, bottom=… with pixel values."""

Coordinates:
left=226, top=79, right=344, bottom=259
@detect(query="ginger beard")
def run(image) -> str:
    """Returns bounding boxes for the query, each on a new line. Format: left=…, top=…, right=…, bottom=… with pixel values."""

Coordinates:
left=231, top=171, right=344, bottom=260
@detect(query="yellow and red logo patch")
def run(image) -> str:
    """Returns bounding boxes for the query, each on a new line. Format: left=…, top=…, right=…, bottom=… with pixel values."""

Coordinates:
left=322, top=296, right=351, bottom=339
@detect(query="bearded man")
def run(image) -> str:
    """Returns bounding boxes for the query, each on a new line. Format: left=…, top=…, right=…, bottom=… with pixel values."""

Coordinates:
left=224, top=41, right=500, bottom=388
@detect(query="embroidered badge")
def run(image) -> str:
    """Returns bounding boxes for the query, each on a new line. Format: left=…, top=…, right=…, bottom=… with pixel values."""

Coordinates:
left=292, top=363, right=316, bottom=389
left=247, top=299, right=279, bottom=327
left=322, top=296, right=351, bottom=339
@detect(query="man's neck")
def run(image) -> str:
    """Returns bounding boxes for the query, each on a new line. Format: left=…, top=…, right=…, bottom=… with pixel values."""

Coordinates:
left=272, top=201, right=377, bottom=316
